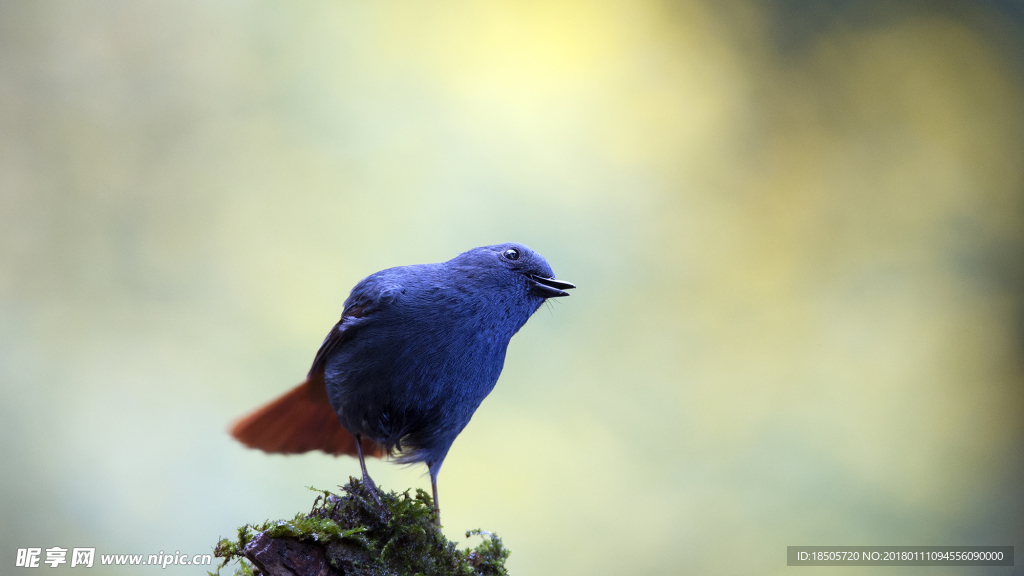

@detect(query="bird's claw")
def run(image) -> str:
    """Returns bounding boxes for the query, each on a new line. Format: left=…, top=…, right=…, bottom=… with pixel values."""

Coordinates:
left=363, top=475, right=383, bottom=507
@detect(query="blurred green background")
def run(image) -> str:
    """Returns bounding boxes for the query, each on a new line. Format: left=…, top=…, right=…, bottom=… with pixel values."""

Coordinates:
left=2, top=1, right=1022, bottom=574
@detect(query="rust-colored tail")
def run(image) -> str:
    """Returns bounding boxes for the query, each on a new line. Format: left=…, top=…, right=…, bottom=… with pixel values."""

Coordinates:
left=230, top=375, right=384, bottom=457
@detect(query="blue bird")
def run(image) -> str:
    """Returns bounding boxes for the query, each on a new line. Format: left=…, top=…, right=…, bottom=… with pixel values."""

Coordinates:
left=231, top=243, right=574, bottom=521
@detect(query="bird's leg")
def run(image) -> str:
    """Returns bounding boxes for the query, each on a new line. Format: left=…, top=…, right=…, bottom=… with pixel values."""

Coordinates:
left=354, top=434, right=383, bottom=506
left=430, top=471, right=441, bottom=527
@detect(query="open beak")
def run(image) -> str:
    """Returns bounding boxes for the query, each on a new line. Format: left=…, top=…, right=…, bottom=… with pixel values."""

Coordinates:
left=529, top=275, right=576, bottom=298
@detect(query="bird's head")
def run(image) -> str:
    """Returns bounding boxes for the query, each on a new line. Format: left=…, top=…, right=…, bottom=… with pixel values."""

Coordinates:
left=455, top=242, right=576, bottom=300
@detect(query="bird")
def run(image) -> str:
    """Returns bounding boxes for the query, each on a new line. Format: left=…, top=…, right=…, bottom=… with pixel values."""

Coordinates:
left=230, top=242, right=574, bottom=522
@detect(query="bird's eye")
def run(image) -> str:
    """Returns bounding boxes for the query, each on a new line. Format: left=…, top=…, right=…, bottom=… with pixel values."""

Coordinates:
left=503, top=248, right=520, bottom=261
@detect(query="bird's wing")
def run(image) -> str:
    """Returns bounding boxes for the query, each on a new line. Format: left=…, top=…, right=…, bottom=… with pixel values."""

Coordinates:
left=308, top=305, right=368, bottom=378
left=305, top=270, right=405, bottom=375
left=229, top=273, right=405, bottom=459
left=308, top=272, right=404, bottom=377
left=229, top=299, right=386, bottom=458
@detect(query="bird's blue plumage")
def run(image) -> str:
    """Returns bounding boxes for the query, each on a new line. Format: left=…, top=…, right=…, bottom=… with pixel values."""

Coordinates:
left=318, top=242, right=570, bottom=484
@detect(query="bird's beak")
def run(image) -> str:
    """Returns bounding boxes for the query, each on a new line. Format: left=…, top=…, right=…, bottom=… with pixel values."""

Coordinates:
left=529, top=275, right=576, bottom=298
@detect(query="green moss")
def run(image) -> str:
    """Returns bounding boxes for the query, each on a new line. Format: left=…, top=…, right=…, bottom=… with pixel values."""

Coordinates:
left=211, top=479, right=510, bottom=576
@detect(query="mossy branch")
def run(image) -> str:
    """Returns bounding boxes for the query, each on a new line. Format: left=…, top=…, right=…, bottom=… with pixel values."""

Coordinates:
left=211, top=478, right=510, bottom=576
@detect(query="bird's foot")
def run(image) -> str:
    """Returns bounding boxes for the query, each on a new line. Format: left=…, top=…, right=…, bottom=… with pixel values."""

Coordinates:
left=354, top=434, right=383, bottom=507
left=362, top=473, right=383, bottom=507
